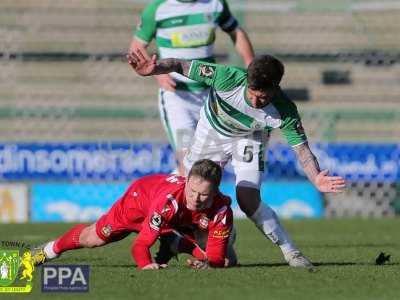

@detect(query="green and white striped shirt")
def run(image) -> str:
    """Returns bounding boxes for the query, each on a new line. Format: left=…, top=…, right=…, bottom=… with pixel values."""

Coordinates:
left=134, top=0, right=238, bottom=91
left=188, top=60, right=308, bottom=146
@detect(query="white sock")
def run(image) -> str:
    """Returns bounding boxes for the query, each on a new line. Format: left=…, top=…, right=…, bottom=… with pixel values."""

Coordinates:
left=44, top=241, right=59, bottom=259
left=250, top=202, right=297, bottom=254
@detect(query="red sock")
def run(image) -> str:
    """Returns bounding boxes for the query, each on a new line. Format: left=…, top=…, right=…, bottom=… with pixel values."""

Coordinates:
left=177, top=237, right=207, bottom=260
left=53, top=224, right=88, bottom=254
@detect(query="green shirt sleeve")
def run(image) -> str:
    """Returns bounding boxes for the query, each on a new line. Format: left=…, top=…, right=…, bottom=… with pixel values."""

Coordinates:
left=188, top=60, right=246, bottom=91
left=134, top=0, right=163, bottom=43
left=275, top=93, right=308, bottom=146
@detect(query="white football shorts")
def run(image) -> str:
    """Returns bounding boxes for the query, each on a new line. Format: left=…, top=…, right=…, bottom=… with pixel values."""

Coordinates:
left=184, top=107, right=269, bottom=189
left=158, top=88, right=209, bottom=151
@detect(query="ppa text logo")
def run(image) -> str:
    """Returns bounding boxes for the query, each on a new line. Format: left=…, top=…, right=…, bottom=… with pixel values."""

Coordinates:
left=42, top=265, right=89, bottom=292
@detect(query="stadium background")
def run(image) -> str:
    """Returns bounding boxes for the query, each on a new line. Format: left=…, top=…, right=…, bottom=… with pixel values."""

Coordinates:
left=1, top=0, right=400, bottom=223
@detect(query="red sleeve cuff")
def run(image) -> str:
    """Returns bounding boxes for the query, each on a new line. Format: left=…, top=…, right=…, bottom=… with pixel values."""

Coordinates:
left=132, top=241, right=152, bottom=269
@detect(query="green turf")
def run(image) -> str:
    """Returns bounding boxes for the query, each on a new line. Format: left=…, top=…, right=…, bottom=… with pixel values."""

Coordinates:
left=1, top=219, right=399, bottom=300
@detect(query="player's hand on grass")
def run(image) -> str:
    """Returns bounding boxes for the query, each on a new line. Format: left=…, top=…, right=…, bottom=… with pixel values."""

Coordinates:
left=155, top=74, right=176, bottom=92
left=315, top=170, right=346, bottom=193
left=141, top=263, right=168, bottom=270
left=127, top=49, right=157, bottom=76
left=187, top=258, right=210, bottom=269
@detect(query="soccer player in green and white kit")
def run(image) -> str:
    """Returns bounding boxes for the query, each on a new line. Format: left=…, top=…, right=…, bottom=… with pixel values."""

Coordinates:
left=127, top=49, right=346, bottom=268
left=130, top=0, right=254, bottom=175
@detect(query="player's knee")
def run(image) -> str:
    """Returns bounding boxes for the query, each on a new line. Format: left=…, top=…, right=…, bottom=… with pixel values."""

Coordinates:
left=79, top=225, right=104, bottom=248
left=85, top=238, right=103, bottom=248
left=236, top=185, right=261, bottom=217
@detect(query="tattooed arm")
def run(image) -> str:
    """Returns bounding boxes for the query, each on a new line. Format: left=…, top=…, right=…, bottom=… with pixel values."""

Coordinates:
left=293, top=142, right=320, bottom=184
left=293, top=142, right=346, bottom=193
left=127, top=49, right=191, bottom=77
left=151, top=58, right=191, bottom=77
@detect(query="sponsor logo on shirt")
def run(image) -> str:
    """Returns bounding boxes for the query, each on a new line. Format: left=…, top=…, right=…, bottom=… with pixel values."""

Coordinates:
left=171, top=28, right=214, bottom=47
left=170, top=19, right=184, bottom=25
left=212, top=229, right=230, bottom=239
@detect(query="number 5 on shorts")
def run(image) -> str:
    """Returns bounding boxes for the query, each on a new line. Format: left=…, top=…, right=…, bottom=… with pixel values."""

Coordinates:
left=242, top=144, right=264, bottom=171
left=243, top=145, right=254, bottom=162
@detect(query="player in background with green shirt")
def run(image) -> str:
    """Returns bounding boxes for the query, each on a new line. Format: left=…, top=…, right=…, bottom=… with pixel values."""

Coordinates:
left=127, top=49, right=346, bottom=268
left=130, top=0, right=254, bottom=175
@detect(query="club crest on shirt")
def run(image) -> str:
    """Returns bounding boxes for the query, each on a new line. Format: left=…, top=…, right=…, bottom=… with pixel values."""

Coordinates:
left=198, top=64, right=215, bottom=78
left=101, top=224, right=112, bottom=237
left=150, top=212, right=162, bottom=231
left=198, top=214, right=209, bottom=230
left=250, top=120, right=264, bottom=130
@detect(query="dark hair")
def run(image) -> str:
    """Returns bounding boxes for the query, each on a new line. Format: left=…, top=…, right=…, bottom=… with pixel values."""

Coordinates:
left=188, top=159, right=222, bottom=188
left=247, top=55, right=284, bottom=91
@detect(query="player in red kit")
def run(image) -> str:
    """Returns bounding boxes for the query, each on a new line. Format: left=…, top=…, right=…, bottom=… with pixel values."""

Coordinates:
left=30, top=159, right=234, bottom=269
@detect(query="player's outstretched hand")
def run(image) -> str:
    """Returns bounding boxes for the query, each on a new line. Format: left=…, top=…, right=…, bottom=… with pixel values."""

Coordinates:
left=187, top=258, right=210, bottom=269
left=315, top=169, right=346, bottom=193
left=127, top=48, right=157, bottom=76
left=141, top=263, right=167, bottom=270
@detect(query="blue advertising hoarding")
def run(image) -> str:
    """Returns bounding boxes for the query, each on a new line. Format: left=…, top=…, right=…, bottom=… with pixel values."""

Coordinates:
left=31, top=181, right=322, bottom=221
left=0, top=142, right=398, bottom=182
left=220, top=182, right=323, bottom=219
left=31, top=183, right=129, bottom=222
left=0, top=143, right=175, bottom=181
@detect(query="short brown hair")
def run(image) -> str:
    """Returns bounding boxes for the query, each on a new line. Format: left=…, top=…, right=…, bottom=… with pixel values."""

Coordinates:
left=188, top=159, right=222, bottom=188
left=247, top=54, right=284, bottom=92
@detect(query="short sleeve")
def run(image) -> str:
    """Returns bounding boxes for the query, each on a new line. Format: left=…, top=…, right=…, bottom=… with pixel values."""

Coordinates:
left=134, top=0, right=162, bottom=44
left=188, top=60, right=247, bottom=91
left=279, top=103, right=308, bottom=146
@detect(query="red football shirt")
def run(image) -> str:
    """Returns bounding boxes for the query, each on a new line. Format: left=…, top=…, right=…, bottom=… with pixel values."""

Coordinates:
left=125, top=174, right=233, bottom=268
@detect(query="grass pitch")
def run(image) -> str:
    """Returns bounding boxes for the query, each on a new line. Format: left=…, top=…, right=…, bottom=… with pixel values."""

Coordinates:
left=2, top=219, right=399, bottom=300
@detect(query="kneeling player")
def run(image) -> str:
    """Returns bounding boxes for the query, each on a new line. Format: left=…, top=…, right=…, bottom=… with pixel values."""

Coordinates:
left=30, top=159, right=234, bottom=269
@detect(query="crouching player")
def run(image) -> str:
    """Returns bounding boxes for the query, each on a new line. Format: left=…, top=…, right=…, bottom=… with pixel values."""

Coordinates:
left=30, top=159, right=234, bottom=269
